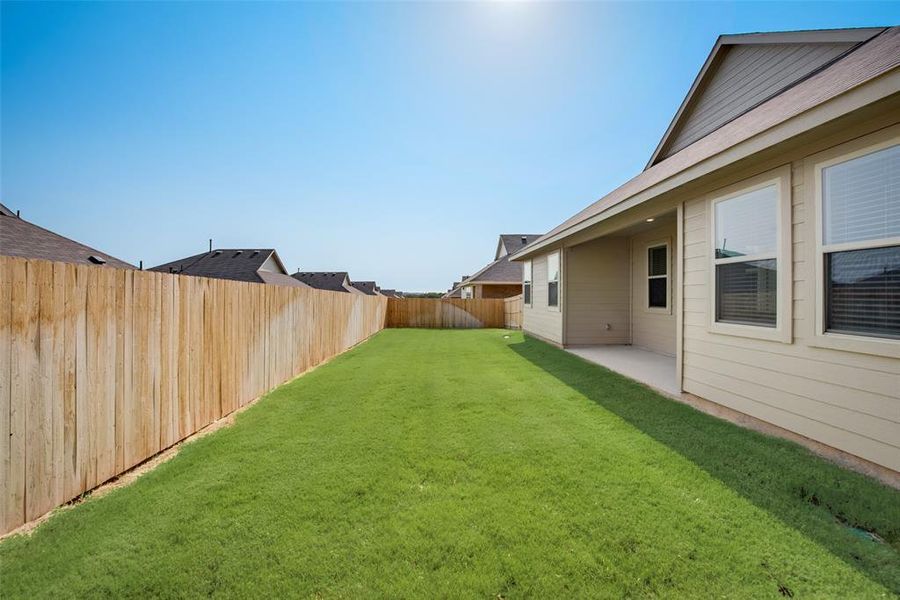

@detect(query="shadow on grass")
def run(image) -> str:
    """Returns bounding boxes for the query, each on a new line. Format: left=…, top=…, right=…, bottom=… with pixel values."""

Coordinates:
left=508, top=335, right=900, bottom=593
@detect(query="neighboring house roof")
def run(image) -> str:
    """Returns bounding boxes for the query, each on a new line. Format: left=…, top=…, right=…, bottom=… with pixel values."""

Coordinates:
left=379, top=288, right=402, bottom=298
left=0, top=206, right=136, bottom=269
left=293, top=271, right=359, bottom=293
left=444, top=234, right=541, bottom=298
left=351, top=281, right=381, bottom=295
left=496, top=234, right=543, bottom=259
left=512, top=26, right=900, bottom=261
left=647, top=27, right=885, bottom=168
left=150, top=248, right=307, bottom=287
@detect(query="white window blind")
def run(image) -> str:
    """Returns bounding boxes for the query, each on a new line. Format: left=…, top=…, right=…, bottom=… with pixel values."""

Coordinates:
left=714, top=185, right=778, bottom=327
left=822, top=143, right=900, bottom=339
left=824, top=144, right=900, bottom=246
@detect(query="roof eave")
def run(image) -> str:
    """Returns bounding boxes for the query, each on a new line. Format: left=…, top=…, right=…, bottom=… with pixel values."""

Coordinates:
left=510, top=66, right=900, bottom=262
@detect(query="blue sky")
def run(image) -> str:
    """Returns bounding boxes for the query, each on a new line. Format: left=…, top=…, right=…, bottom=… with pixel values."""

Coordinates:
left=2, top=2, right=898, bottom=291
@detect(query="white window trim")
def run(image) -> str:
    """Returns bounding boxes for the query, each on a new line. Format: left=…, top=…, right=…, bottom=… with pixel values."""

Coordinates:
left=645, top=239, right=672, bottom=314
left=706, top=165, right=792, bottom=343
left=523, top=260, right=533, bottom=307
left=547, top=251, right=561, bottom=312
left=810, top=132, right=900, bottom=358
left=461, top=285, right=475, bottom=300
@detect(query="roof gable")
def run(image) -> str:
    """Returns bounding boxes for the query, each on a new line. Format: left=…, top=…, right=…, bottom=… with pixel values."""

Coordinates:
left=496, top=234, right=543, bottom=259
left=511, top=26, right=900, bottom=262
left=646, top=27, right=884, bottom=168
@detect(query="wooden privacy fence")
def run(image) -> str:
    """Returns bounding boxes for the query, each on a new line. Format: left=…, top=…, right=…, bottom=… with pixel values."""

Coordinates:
left=504, top=295, right=523, bottom=329
left=385, top=297, right=508, bottom=329
left=0, top=256, right=387, bottom=535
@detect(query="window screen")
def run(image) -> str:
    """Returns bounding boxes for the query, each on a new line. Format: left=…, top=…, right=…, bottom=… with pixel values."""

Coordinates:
left=716, top=260, right=777, bottom=326
left=826, top=247, right=900, bottom=338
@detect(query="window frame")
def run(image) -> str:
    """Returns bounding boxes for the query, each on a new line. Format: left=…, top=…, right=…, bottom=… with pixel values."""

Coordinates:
left=645, top=239, right=671, bottom=314
left=523, top=260, right=533, bottom=307
left=547, top=251, right=561, bottom=312
left=706, top=165, right=792, bottom=343
left=811, top=133, right=900, bottom=357
left=461, top=285, right=474, bottom=300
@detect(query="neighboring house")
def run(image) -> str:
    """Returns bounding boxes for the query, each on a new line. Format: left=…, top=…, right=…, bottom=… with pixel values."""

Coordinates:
left=378, top=289, right=403, bottom=298
left=293, top=271, right=364, bottom=294
left=444, top=234, right=542, bottom=299
left=0, top=203, right=135, bottom=269
left=510, top=27, right=900, bottom=477
left=351, top=281, right=383, bottom=296
left=150, top=248, right=307, bottom=288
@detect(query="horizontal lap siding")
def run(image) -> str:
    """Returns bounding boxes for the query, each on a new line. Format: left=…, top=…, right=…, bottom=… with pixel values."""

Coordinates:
left=523, top=253, right=563, bottom=344
left=565, top=238, right=629, bottom=345
left=0, top=257, right=388, bottom=535
left=630, top=223, right=677, bottom=355
left=681, top=160, right=900, bottom=471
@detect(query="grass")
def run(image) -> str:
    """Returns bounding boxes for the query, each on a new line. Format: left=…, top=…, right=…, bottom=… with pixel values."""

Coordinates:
left=2, top=329, right=899, bottom=598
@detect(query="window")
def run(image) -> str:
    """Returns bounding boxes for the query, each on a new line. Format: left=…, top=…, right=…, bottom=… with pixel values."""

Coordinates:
left=821, top=143, right=899, bottom=340
left=708, top=167, right=791, bottom=343
left=461, top=286, right=474, bottom=299
left=547, top=252, right=560, bottom=309
left=713, top=185, right=779, bottom=327
left=647, top=244, right=668, bottom=310
left=523, top=260, right=532, bottom=306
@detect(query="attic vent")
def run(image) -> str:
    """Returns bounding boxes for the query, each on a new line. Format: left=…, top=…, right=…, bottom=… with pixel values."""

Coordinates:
left=521, top=236, right=527, bottom=243
left=88, top=255, right=107, bottom=265
left=234, top=251, right=243, bottom=257
left=251, top=250, right=260, bottom=257
left=213, top=250, right=222, bottom=256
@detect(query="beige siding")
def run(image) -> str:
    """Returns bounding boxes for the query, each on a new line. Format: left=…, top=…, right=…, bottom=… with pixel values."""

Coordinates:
left=630, top=222, right=677, bottom=355
left=522, top=252, right=563, bottom=344
left=680, top=135, right=900, bottom=471
left=565, top=238, right=630, bottom=345
left=663, top=42, right=856, bottom=159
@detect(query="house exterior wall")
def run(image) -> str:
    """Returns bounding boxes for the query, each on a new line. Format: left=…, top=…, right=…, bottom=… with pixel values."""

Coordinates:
left=680, top=123, right=900, bottom=472
left=522, top=251, right=563, bottom=344
left=630, top=222, right=678, bottom=355
left=565, top=237, right=630, bottom=345
left=476, top=283, right=522, bottom=299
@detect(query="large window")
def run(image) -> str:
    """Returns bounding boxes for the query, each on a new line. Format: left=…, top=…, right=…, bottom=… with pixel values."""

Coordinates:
left=523, top=260, right=532, bottom=306
left=713, top=185, right=779, bottom=327
left=821, top=143, right=899, bottom=339
left=461, top=286, right=474, bottom=299
left=547, top=252, right=560, bottom=309
left=647, top=243, right=669, bottom=310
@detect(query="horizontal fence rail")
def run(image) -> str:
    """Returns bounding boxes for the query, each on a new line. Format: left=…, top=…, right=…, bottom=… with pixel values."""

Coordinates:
left=0, top=256, right=387, bottom=535
left=385, top=298, right=508, bottom=329
left=504, top=295, right=523, bottom=330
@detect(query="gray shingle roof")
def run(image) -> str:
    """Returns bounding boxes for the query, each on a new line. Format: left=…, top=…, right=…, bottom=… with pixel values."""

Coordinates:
left=0, top=210, right=135, bottom=269
left=444, top=234, right=542, bottom=297
left=351, top=281, right=380, bottom=295
left=149, top=249, right=306, bottom=287
left=498, top=234, right=543, bottom=258
left=293, top=272, right=353, bottom=292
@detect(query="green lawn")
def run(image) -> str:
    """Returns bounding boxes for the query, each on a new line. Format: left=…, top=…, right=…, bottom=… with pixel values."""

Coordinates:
left=2, top=329, right=898, bottom=598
